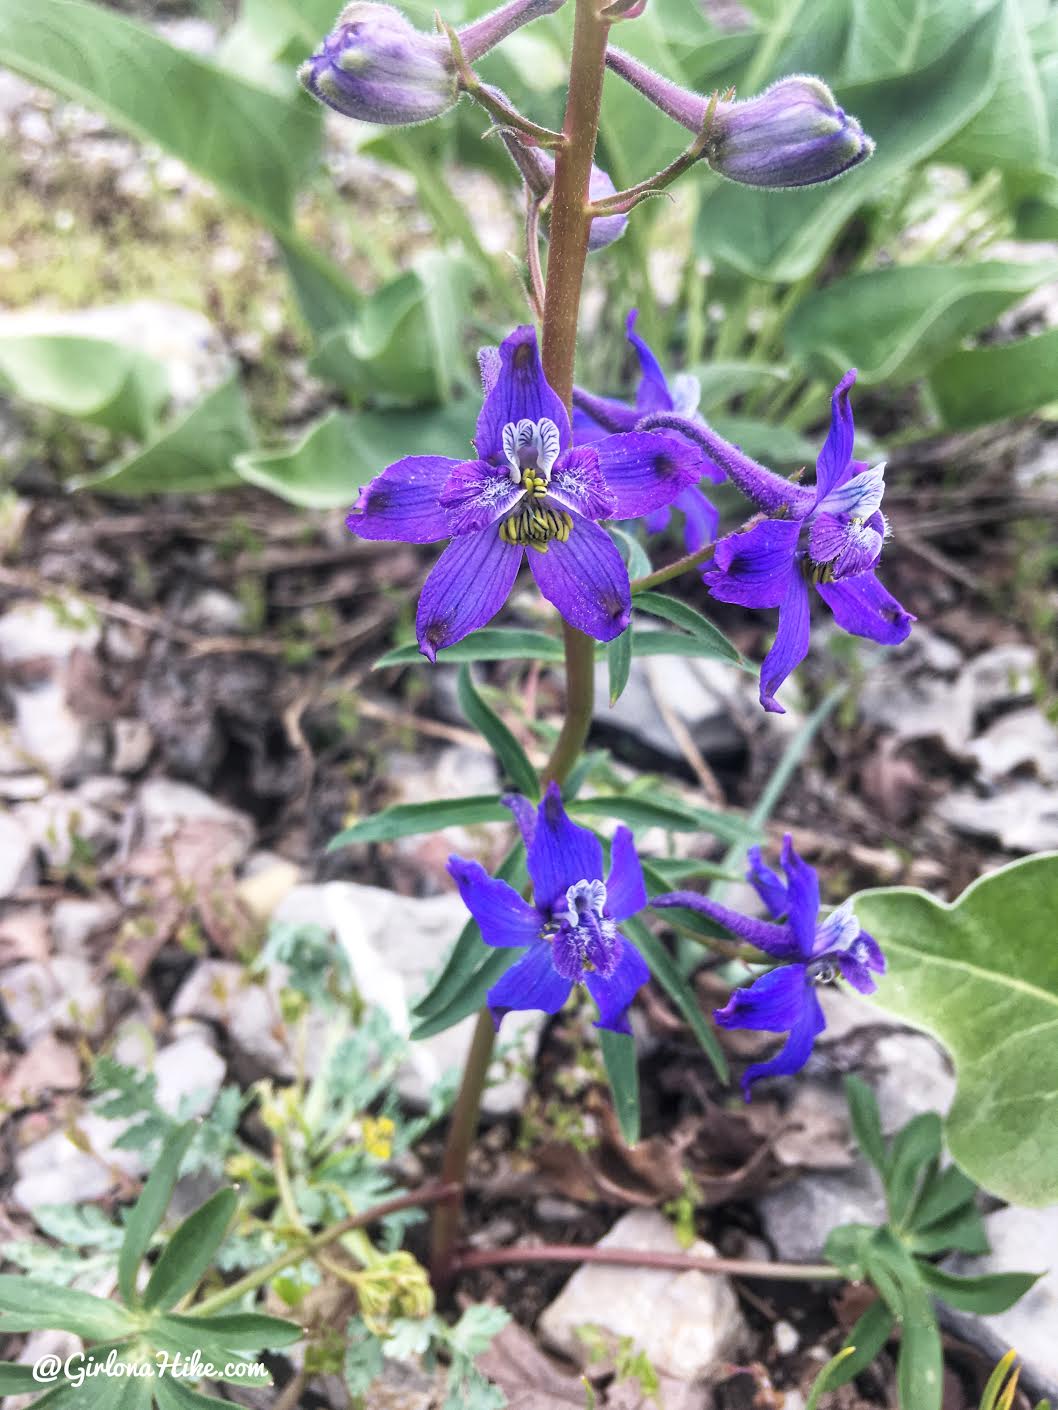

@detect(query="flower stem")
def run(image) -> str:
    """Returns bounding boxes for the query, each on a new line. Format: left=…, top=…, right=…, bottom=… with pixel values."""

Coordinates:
left=429, top=0, right=611, bottom=1295
left=451, top=1243, right=842, bottom=1282
left=631, top=542, right=715, bottom=592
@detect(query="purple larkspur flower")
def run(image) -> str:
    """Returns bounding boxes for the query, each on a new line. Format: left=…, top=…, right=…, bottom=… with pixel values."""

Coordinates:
left=300, top=0, right=565, bottom=126
left=347, top=325, right=708, bottom=658
left=643, top=370, right=913, bottom=712
left=606, top=50, right=874, bottom=189
left=652, top=835, right=884, bottom=1097
left=572, top=311, right=723, bottom=553
left=448, top=783, right=651, bottom=1032
left=500, top=129, right=627, bottom=251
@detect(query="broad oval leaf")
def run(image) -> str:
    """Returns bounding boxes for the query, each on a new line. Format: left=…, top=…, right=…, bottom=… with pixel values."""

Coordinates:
left=0, top=335, right=167, bottom=438
left=856, top=852, right=1058, bottom=1206
left=928, top=325, right=1058, bottom=429
left=143, top=1189, right=237, bottom=1311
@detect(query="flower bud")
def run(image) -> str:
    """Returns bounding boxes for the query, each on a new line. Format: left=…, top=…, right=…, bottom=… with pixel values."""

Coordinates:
left=500, top=130, right=628, bottom=251
left=606, top=48, right=873, bottom=190
left=299, top=3, right=455, bottom=125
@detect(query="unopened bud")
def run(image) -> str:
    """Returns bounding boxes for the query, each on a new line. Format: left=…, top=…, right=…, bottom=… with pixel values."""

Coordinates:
left=606, top=49, right=873, bottom=189
left=501, top=129, right=628, bottom=251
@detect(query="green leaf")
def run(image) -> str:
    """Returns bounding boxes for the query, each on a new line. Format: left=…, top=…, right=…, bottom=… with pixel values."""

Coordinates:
left=865, top=1232, right=943, bottom=1410
left=845, top=1075, right=888, bottom=1176
left=276, top=232, right=363, bottom=341
left=0, top=1275, right=133, bottom=1339
left=409, top=948, right=517, bottom=1040
left=857, top=852, right=1058, bottom=1205
left=599, top=1029, right=640, bottom=1145
left=843, top=0, right=974, bottom=79
left=685, top=360, right=790, bottom=413
left=787, top=261, right=1058, bottom=387
left=375, top=629, right=564, bottom=668
left=119, top=1121, right=196, bottom=1305
left=447, top=1304, right=511, bottom=1358
left=0, top=0, right=319, bottom=229
left=412, top=842, right=527, bottom=1019
left=629, top=630, right=752, bottom=667
left=344, top=1314, right=385, bottom=1397
left=143, top=1189, right=237, bottom=1311
left=885, top=1112, right=942, bottom=1228
left=906, top=1205, right=990, bottom=1257
left=825, top=1222, right=878, bottom=1282
left=569, top=794, right=757, bottom=846
left=328, top=796, right=509, bottom=849
left=632, top=591, right=742, bottom=664
left=151, top=1319, right=273, bottom=1384
left=154, top=1378, right=242, bottom=1410
left=607, top=626, right=633, bottom=706
left=610, top=525, right=653, bottom=581
left=457, top=665, right=538, bottom=799
left=0, top=335, right=167, bottom=439
left=621, top=916, right=728, bottom=1080
left=74, top=376, right=254, bottom=496
left=917, top=1264, right=1040, bottom=1315
left=829, top=1298, right=894, bottom=1387
left=928, top=326, right=1058, bottom=429
left=908, top=1163, right=979, bottom=1234
left=161, top=1311, right=303, bottom=1350
left=0, top=1361, right=48, bottom=1392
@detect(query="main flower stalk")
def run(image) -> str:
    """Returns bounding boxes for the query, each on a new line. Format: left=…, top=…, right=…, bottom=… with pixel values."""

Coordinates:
left=430, top=0, right=612, bottom=1291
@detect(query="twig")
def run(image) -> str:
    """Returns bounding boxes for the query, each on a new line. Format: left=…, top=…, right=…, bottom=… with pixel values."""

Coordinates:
left=644, top=657, right=725, bottom=805
left=451, top=1243, right=842, bottom=1282
left=630, top=543, right=716, bottom=593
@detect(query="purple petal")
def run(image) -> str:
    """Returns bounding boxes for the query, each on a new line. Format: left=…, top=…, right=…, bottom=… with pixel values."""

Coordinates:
left=704, top=519, right=799, bottom=609
left=447, top=856, right=543, bottom=948
left=475, top=325, right=570, bottom=462
left=416, top=528, right=521, bottom=662
left=347, top=455, right=455, bottom=543
left=675, top=484, right=719, bottom=553
left=528, top=781, right=605, bottom=911
left=572, top=388, right=640, bottom=440
left=740, top=984, right=826, bottom=1098
left=585, top=934, right=651, bottom=1033
left=808, top=511, right=883, bottom=578
left=547, top=447, right=616, bottom=520
left=651, top=891, right=800, bottom=958
left=528, top=515, right=631, bottom=642
left=759, top=571, right=812, bottom=713
left=815, top=462, right=885, bottom=520
left=644, top=505, right=671, bottom=535
left=779, top=835, right=819, bottom=957
left=814, top=369, right=857, bottom=501
left=487, top=942, right=572, bottom=1028
left=605, top=826, right=647, bottom=922
left=501, top=793, right=537, bottom=850
left=815, top=572, right=914, bottom=645
left=746, top=846, right=788, bottom=919
left=439, top=459, right=523, bottom=534
left=715, top=963, right=811, bottom=1032
left=626, top=310, right=674, bottom=416
left=835, top=929, right=886, bottom=994
left=593, top=433, right=705, bottom=520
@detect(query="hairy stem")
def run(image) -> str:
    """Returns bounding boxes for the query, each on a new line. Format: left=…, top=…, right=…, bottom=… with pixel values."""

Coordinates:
left=451, top=1243, right=842, bottom=1282
left=631, top=542, right=715, bottom=592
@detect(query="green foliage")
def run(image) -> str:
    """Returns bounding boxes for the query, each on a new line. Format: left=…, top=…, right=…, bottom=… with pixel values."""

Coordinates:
left=598, top=1028, right=640, bottom=1145
left=607, top=624, right=634, bottom=705
left=855, top=852, right=1058, bottom=1206
left=0, top=335, right=168, bottom=439
left=457, top=664, right=538, bottom=798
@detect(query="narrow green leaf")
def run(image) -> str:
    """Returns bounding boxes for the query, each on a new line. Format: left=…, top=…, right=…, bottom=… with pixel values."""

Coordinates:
left=610, top=525, right=652, bottom=580
left=829, top=1298, right=893, bottom=1387
left=0, top=335, right=167, bottom=439
left=908, top=1163, right=979, bottom=1234
left=980, top=1351, right=1020, bottom=1410
left=929, top=326, right=1058, bottom=429
left=162, top=1311, right=303, bottom=1350
left=74, top=376, right=253, bottom=497
left=154, top=1378, right=242, bottom=1410
left=805, top=1346, right=862, bottom=1408
left=328, top=796, right=508, bottom=850
left=0, top=1362, right=47, bottom=1392
left=569, top=794, right=757, bottom=845
left=457, top=665, right=538, bottom=799
left=374, top=629, right=564, bottom=668
left=0, top=1276, right=133, bottom=1339
left=119, top=1120, right=196, bottom=1305
left=917, top=1264, right=1040, bottom=1315
left=599, top=1029, right=640, bottom=1145
left=151, top=1321, right=272, bottom=1384
left=885, top=1114, right=942, bottom=1228
left=641, top=857, right=743, bottom=886
left=143, top=1189, right=237, bottom=1311
left=607, top=626, right=633, bottom=706
left=844, top=1075, right=888, bottom=1178
left=632, top=591, right=742, bottom=664
left=866, top=1233, right=943, bottom=1410
left=629, top=629, right=753, bottom=668
left=906, top=1205, right=990, bottom=1257
left=622, top=916, right=727, bottom=1080
left=410, top=949, right=517, bottom=1040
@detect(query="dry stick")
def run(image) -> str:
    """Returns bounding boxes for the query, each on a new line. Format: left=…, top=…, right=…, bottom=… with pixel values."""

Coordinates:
left=451, top=1243, right=842, bottom=1282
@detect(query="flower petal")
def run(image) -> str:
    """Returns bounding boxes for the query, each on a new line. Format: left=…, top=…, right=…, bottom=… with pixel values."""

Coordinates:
left=439, top=459, right=523, bottom=534
left=715, top=963, right=811, bottom=1032
left=808, top=511, right=883, bottom=578
left=528, top=781, right=604, bottom=912
left=746, top=846, right=788, bottom=919
left=605, top=826, right=647, bottom=922
left=475, top=325, right=571, bottom=461
left=447, top=856, right=542, bottom=948
left=348, top=455, right=455, bottom=543
left=572, top=388, right=640, bottom=440
left=759, top=571, right=812, bottom=714
left=528, top=515, right=631, bottom=642
left=780, top=835, right=819, bottom=957
left=415, top=528, right=522, bottom=662
left=814, top=369, right=856, bottom=501
left=501, top=792, right=537, bottom=851
left=675, top=484, right=719, bottom=553
left=546, top=446, right=616, bottom=520
left=644, top=505, right=671, bottom=535
left=487, top=942, right=572, bottom=1028
left=835, top=929, right=886, bottom=994
left=815, top=462, right=885, bottom=520
left=593, top=433, right=705, bottom=519
left=626, top=310, right=673, bottom=416
left=816, top=571, right=914, bottom=645
left=585, top=934, right=651, bottom=1033
left=740, top=985, right=826, bottom=1098
left=651, top=892, right=800, bottom=958
left=704, top=519, right=799, bottom=609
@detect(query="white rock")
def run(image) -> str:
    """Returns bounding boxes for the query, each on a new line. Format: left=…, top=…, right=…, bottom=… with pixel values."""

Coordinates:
left=1015, top=436, right=1058, bottom=497
left=137, top=778, right=255, bottom=864
left=111, top=718, right=154, bottom=775
left=179, top=589, right=246, bottom=634
left=964, top=644, right=1037, bottom=714
left=538, top=1209, right=746, bottom=1382
left=0, top=957, right=104, bottom=1043
left=15, top=780, right=124, bottom=869
left=760, top=1164, right=887, bottom=1263
left=10, top=680, right=99, bottom=781
left=592, top=654, right=743, bottom=761
left=0, top=600, right=100, bottom=665
left=50, top=896, right=122, bottom=955
left=170, top=959, right=291, bottom=1076
left=969, top=708, right=1058, bottom=784
left=871, top=1034, right=956, bottom=1132
left=153, top=1028, right=226, bottom=1117
left=0, top=811, right=36, bottom=898
left=861, top=664, right=975, bottom=754
left=935, top=782, right=1058, bottom=852
left=12, top=1111, right=143, bottom=1209
left=773, top=1319, right=799, bottom=1355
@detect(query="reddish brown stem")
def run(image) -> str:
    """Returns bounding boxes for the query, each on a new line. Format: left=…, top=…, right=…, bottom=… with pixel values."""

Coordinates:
left=450, top=1243, right=842, bottom=1282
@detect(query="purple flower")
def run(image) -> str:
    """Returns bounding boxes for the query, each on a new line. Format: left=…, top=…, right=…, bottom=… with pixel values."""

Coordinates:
left=448, top=783, right=651, bottom=1032
left=347, top=325, right=708, bottom=658
left=572, top=311, right=723, bottom=554
left=605, top=50, right=874, bottom=189
left=500, top=131, right=628, bottom=251
left=652, top=835, right=884, bottom=1097
left=300, top=0, right=565, bottom=126
left=677, top=370, right=914, bottom=712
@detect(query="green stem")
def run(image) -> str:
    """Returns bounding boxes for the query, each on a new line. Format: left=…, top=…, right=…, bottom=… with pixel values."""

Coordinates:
left=631, top=542, right=715, bottom=593
left=428, top=0, right=611, bottom=1293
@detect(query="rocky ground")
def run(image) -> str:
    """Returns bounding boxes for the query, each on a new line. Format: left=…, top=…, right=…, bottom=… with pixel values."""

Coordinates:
left=2, top=16, right=1058, bottom=1410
